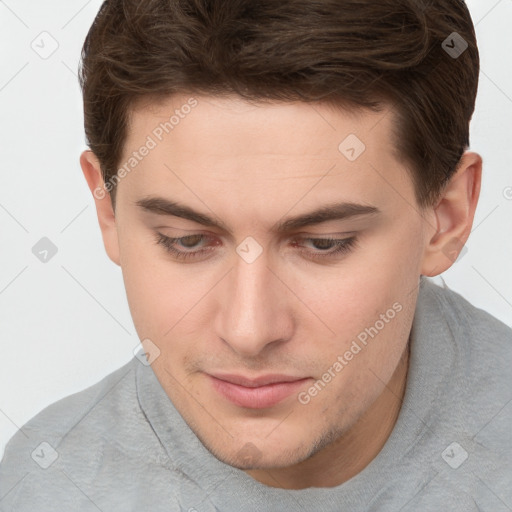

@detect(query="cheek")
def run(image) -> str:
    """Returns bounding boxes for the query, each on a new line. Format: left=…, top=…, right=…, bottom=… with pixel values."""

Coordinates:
left=119, top=237, right=201, bottom=340
left=304, top=224, right=421, bottom=377
left=313, top=239, right=418, bottom=340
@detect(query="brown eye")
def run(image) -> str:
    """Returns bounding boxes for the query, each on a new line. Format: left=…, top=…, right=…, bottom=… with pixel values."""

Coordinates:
left=310, top=238, right=337, bottom=251
left=292, top=237, right=358, bottom=261
left=178, top=235, right=204, bottom=248
left=154, top=232, right=214, bottom=262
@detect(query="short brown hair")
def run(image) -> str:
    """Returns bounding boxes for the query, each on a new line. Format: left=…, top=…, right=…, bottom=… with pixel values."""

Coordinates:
left=79, top=0, right=479, bottom=209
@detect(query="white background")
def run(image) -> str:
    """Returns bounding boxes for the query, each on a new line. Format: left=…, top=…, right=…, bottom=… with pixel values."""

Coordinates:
left=0, top=0, right=511, bottom=456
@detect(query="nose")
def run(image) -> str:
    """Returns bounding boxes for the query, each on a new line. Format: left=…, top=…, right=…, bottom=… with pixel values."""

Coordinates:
left=214, top=248, right=294, bottom=357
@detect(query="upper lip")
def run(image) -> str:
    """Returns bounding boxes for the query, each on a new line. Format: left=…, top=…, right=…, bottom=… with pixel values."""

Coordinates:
left=209, top=373, right=308, bottom=388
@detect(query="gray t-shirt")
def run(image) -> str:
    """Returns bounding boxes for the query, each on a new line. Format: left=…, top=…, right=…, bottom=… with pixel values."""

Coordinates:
left=1, top=278, right=511, bottom=511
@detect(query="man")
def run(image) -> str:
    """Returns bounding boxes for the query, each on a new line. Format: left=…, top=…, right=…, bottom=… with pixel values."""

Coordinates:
left=1, top=0, right=510, bottom=510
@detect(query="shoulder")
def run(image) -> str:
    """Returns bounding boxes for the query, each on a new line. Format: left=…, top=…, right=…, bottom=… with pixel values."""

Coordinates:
left=419, top=279, right=512, bottom=506
left=1, top=357, right=137, bottom=456
left=422, top=278, right=511, bottom=410
left=422, top=277, right=512, bottom=362
left=0, top=357, right=176, bottom=511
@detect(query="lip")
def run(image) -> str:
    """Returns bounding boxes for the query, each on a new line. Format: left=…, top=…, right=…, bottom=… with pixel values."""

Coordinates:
left=208, top=373, right=311, bottom=409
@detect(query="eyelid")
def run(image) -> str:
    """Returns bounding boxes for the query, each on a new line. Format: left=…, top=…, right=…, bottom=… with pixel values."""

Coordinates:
left=291, top=230, right=357, bottom=238
left=154, top=231, right=358, bottom=263
left=154, top=219, right=363, bottom=235
left=156, top=230, right=356, bottom=244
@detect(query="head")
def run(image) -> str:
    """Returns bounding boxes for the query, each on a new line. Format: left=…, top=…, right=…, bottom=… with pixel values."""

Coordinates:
left=79, top=0, right=482, bottom=476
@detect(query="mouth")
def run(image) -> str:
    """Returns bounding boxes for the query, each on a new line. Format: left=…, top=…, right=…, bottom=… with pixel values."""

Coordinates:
left=207, top=373, right=311, bottom=409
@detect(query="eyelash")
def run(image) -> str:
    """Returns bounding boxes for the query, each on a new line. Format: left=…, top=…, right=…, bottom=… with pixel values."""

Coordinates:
left=154, top=232, right=358, bottom=262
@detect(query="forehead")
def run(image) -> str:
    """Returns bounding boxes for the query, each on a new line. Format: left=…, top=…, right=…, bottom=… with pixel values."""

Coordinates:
left=119, top=94, right=411, bottom=217
left=127, top=94, right=394, bottom=156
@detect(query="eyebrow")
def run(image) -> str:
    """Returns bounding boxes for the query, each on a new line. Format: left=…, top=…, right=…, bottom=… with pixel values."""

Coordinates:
left=135, top=196, right=380, bottom=234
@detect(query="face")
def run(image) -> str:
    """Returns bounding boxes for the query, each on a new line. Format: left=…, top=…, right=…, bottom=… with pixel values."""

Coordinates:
left=106, top=94, right=435, bottom=470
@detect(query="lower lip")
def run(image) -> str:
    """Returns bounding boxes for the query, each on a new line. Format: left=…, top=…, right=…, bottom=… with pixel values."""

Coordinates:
left=208, top=376, right=310, bottom=409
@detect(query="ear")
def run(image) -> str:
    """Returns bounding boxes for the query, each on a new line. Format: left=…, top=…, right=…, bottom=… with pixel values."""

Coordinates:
left=80, top=150, right=121, bottom=266
left=421, top=151, right=482, bottom=276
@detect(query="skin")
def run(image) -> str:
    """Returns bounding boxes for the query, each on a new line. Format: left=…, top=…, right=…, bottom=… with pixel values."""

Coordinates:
left=80, top=94, right=481, bottom=490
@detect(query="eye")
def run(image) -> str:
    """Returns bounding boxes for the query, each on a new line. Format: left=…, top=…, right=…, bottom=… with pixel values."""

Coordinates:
left=154, top=232, right=358, bottom=263
left=291, top=236, right=358, bottom=261
left=154, top=233, right=215, bottom=261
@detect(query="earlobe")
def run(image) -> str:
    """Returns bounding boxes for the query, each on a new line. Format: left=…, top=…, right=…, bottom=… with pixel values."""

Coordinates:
left=79, top=150, right=121, bottom=266
left=421, top=152, right=482, bottom=277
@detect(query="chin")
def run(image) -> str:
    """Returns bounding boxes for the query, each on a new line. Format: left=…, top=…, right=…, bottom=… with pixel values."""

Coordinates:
left=202, top=433, right=313, bottom=470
